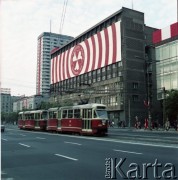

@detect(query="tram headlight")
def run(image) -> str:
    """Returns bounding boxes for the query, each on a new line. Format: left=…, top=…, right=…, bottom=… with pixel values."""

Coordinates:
left=102, top=120, right=106, bottom=125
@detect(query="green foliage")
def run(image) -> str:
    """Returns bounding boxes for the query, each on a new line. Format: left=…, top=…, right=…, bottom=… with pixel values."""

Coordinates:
left=1, top=112, right=18, bottom=124
left=165, top=89, right=178, bottom=121
left=38, top=99, right=73, bottom=109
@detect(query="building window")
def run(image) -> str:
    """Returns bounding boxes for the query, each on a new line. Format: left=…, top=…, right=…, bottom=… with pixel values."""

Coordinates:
left=102, top=76, right=106, bottom=80
left=133, top=82, right=139, bottom=89
left=102, top=67, right=105, bottom=72
left=107, top=74, right=111, bottom=79
left=112, top=72, right=116, bottom=78
left=132, top=95, right=139, bottom=102
left=97, top=77, right=101, bottom=82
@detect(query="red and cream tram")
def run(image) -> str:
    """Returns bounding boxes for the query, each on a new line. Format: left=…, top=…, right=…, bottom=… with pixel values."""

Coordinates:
left=59, top=103, right=108, bottom=135
left=18, top=103, right=108, bottom=136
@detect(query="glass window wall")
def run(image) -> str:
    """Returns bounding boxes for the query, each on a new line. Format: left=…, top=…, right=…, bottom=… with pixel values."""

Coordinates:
left=156, top=40, right=178, bottom=94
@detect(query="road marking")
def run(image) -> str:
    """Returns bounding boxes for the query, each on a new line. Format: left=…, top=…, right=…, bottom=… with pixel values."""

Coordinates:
left=55, top=154, right=78, bottom=161
left=113, top=149, right=143, bottom=155
left=36, top=137, right=46, bottom=140
left=19, top=134, right=26, bottom=136
left=19, top=143, right=30, bottom=148
left=64, top=141, right=81, bottom=146
left=2, top=138, right=8, bottom=141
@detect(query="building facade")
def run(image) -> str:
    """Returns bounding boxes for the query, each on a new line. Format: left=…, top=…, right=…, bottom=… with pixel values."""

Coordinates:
left=153, top=22, right=178, bottom=97
left=36, top=32, right=74, bottom=95
left=0, top=88, right=12, bottom=113
left=50, top=7, right=160, bottom=126
left=13, top=95, right=49, bottom=112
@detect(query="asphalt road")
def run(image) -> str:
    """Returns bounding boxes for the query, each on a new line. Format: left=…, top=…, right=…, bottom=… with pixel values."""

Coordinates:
left=1, top=126, right=178, bottom=180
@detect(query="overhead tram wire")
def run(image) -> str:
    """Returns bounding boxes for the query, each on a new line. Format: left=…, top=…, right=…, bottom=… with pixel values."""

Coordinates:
left=60, top=0, right=68, bottom=34
left=58, top=0, right=68, bottom=45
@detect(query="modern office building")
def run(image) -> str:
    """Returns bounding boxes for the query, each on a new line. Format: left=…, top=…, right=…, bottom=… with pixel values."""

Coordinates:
left=50, top=7, right=161, bottom=126
left=152, top=22, right=178, bottom=126
left=153, top=22, right=178, bottom=97
left=36, top=32, right=74, bottom=95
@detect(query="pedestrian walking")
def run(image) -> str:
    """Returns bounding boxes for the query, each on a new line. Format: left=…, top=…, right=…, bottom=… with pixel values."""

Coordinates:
left=165, top=119, right=170, bottom=131
left=173, top=120, right=178, bottom=131
left=109, top=120, right=114, bottom=127
left=144, top=118, right=148, bottom=129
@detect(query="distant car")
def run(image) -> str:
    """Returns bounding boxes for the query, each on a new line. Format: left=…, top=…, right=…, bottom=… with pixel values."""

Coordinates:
left=1, top=125, right=5, bottom=132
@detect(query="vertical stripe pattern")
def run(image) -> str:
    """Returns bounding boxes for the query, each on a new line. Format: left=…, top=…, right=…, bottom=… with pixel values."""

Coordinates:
left=152, top=22, right=178, bottom=44
left=51, top=21, right=121, bottom=84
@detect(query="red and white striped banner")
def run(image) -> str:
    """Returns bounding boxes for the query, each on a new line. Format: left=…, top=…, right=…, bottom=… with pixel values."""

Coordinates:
left=152, top=22, right=178, bottom=44
left=51, top=21, right=121, bottom=84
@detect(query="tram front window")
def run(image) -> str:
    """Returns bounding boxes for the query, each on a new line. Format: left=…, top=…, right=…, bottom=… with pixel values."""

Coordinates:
left=42, top=112, right=48, bottom=119
left=95, top=110, right=108, bottom=119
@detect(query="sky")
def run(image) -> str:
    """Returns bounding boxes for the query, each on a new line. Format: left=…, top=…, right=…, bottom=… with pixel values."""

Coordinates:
left=0, top=0, right=177, bottom=96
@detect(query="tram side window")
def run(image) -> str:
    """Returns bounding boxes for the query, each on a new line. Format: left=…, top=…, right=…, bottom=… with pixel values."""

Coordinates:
left=31, top=113, right=34, bottom=119
left=49, top=112, right=56, bottom=118
left=68, top=110, right=73, bottom=118
left=49, top=112, right=53, bottom=118
left=62, top=110, right=67, bottom=118
left=42, top=112, right=48, bottom=119
left=88, top=109, right=92, bottom=118
left=74, top=109, right=80, bottom=118
left=26, top=114, right=30, bottom=119
left=53, top=112, right=57, bottom=118
left=82, top=109, right=86, bottom=118
left=82, top=109, right=92, bottom=118
left=35, top=113, right=40, bottom=120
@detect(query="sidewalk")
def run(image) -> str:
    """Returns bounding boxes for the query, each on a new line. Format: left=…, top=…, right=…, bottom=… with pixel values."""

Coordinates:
left=108, top=126, right=178, bottom=133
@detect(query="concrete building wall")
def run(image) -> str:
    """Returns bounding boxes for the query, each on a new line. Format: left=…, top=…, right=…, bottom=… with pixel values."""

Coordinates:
left=50, top=7, right=159, bottom=127
left=1, top=93, right=12, bottom=113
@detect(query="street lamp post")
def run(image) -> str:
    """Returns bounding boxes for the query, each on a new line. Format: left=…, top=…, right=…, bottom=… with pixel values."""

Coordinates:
left=128, top=98, right=131, bottom=128
left=162, top=87, right=166, bottom=128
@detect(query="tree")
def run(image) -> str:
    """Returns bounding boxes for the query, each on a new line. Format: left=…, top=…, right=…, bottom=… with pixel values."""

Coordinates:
left=1, top=112, right=18, bottom=124
left=165, top=89, right=178, bottom=122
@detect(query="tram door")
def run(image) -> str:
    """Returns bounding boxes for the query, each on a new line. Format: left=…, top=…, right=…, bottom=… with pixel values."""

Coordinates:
left=35, top=113, right=40, bottom=128
left=82, top=109, right=92, bottom=130
left=57, top=110, right=61, bottom=128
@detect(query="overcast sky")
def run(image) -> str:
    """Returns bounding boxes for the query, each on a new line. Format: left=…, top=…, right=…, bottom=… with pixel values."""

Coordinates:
left=1, top=0, right=177, bottom=96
